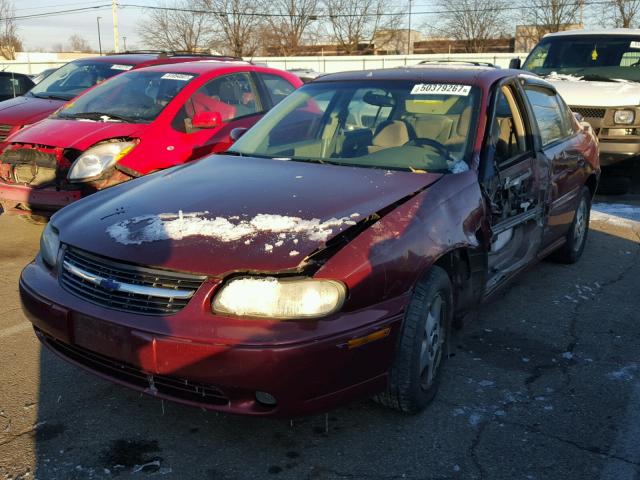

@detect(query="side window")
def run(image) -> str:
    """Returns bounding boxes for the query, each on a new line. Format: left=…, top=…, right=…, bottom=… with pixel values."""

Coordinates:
left=260, top=73, right=295, bottom=106
left=556, top=94, right=577, bottom=137
left=173, top=72, right=260, bottom=133
left=524, top=86, right=567, bottom=147
left=490, top=85, right=529, bottom=167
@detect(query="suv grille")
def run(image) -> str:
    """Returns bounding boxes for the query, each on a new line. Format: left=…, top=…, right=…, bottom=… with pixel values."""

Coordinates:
left=39, top=331, right=230, bottom=406
left=60, top=247, right=205, bottom=315
left=0, top=124, right=12, bottom=141
left=571, top=107, right=606, bottom=119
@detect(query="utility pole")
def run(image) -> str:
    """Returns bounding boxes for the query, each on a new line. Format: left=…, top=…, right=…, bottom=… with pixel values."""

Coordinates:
left=406, top=0, right=412, bottom=55
left=96, top=17, right=102, bottom=55
left=112, top=0, right=120, bottom=53
left=123, top=36, right=127, bottom=51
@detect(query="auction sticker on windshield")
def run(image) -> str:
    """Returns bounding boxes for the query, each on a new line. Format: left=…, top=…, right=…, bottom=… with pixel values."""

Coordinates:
left=161, top=73, right=194, bottom=81
left=111, top=64, right=133, bottom=71
left=411, top=84, right=471, bottom=96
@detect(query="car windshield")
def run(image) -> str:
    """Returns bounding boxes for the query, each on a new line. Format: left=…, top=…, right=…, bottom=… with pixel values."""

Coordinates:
left=228, top=80, right=480, bottom=173
left=28, top=60, right=135, bottom=101
left=55, top=70, right=197, bottom=124
left=522, top=35, right=640, bottom=82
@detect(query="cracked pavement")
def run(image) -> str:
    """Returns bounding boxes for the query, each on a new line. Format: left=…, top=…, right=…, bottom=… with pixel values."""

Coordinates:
left=1, top=196, right=639, bottom=480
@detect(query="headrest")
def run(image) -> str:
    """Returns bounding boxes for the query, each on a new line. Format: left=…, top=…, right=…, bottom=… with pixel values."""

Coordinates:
left=373, top=120, right=409, bottom=147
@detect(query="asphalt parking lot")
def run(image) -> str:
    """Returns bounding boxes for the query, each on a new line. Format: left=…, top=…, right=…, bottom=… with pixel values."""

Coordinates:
left=1, top=192, right=640, bottom=480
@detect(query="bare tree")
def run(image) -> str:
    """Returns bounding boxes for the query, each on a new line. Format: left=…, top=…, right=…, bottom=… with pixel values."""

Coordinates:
left=68, top=34, right=93, bottom=52
left=521, top=0, right=584, bottom=41
left=138, top=1, right=213, bottom=52
left=324, top=0, right=401, bottom=54
left=199, top=0, right=263, bottom=57
left=0, top=0, right=20, bottom=60
left=611, top=0, right=640, bottom=27
left=435, top=0, right=507, bottom=53
left=261, top=0, right=320, bottom=55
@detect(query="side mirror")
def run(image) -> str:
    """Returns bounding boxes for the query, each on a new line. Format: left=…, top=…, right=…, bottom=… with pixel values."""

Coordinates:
left=573, top=111, right=584, bottom=123
left=191, top=111, right=222, bottom=129
left=509, top=58, right=522, bottom=70
left=230, top=127, right=248, bottom=142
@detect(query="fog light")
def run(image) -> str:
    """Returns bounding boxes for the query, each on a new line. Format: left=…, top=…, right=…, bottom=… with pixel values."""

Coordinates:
left=614, top=109, right=635, bottom=125
left=255, top=391, right=277, bottom=406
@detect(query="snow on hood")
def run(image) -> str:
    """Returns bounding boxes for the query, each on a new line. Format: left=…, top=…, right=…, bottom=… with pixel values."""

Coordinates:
left=549, top=78, right=640, bottom=107
left=107, top=211, right=361, bottom=250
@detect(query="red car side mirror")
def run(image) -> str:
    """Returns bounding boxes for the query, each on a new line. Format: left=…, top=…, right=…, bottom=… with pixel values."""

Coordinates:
left=192, top=111, right=222, bottom=129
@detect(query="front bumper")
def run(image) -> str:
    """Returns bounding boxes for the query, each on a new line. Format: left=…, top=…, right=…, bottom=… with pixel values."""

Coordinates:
left=0, top=181, right=81, bottom=211
left=19, top=258, right=404, bottom=417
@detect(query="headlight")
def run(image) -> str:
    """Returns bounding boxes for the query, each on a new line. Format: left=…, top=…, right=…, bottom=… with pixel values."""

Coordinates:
left=212, top=277, right=346, bottom=319
left=40, top=223, right=60, bottom=267
left=68, top=140, right=137, bottom=182
left=614, top=109, right=635, bottom=125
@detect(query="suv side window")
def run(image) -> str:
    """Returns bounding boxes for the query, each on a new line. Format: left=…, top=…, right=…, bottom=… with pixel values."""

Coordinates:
left=490, top=85, right=529, bottom=167
left=260, top=73, right=295, bottom=106
left=173, top=72, right=260, bottom=133
left=523, top=86, right=567, bottom=146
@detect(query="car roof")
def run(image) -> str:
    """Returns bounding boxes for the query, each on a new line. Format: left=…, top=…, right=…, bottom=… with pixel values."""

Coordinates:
left=544, top=28, right=640, bottom=38
left=123, top=60, right=282, bottom=75
left=71, top=53, right=243, bottom=67
left=315, top=66, right=516, bottom=88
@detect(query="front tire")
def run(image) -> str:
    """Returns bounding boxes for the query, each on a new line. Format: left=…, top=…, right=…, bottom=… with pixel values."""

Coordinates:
left=552, top=186, right=591, bottom=264
left=376, top=266, right=452, bottom=413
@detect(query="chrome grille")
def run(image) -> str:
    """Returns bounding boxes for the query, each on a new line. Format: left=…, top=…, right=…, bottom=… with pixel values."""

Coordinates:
left=570, top=106, right=606, bottom=119
left=60, top=247, right=205, bottom=315
left=0, top=124, right=12, bottom=141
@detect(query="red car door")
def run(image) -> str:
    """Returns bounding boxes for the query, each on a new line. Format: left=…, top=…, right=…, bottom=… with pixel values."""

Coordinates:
left=172, top=72, right=267, bottom=160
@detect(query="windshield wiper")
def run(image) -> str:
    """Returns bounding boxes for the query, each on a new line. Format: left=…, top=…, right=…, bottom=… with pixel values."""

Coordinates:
left=579, top=74, right=619, bottom=82
left=63, top=112, right=139, bottom=123
left=29, top=92, right=72, bottom=101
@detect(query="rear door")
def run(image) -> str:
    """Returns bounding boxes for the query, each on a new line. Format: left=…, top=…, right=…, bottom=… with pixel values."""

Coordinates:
left=521, top=81, right=586, bottom=249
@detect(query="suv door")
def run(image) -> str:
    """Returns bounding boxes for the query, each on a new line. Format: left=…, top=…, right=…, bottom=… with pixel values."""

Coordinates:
left=521, top=81, right=586, bottom=249
left=481, top=80, right=546, bottom=292
left=172, top=72, right=265, bottom=159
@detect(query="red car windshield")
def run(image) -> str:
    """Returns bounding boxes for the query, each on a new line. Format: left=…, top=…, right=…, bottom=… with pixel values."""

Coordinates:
left=229, top=80, right=480, bottom=173
left=56, top=70, right=197, bottom=124
left=29, top=59, right=135, bottom=101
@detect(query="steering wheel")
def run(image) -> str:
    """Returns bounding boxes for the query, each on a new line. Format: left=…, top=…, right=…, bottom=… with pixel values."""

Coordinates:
left=406, top=138, right=455, bottom=162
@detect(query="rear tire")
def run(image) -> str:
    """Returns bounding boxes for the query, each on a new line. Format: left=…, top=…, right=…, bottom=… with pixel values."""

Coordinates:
left=375, top=266, right=452, bottom=413
left=551, top=186, right=591, bottom=264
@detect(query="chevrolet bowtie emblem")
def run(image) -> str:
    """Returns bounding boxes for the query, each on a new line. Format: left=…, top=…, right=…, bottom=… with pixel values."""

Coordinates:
left=99, top=278, right=120, bottom=292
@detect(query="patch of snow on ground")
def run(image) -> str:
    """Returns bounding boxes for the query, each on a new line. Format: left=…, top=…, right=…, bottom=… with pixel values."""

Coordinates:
left=591, top=203, right=640, bottom=229
left=107, top=212, right=358, bottom=246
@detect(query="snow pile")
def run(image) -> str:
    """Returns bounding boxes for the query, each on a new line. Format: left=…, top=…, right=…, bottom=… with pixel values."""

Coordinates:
left=106, top=211, right=358, bottom=246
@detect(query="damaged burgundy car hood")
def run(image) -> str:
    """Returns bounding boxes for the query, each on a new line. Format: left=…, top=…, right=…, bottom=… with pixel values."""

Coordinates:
left=52, top=155, right=442, bottom=276
left=8, top=118, right=144, bottom=150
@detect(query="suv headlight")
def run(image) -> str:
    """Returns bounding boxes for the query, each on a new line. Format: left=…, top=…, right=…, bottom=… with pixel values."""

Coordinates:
left=614, top=109, right=635, bottom=125
left=212, top=277, right=346, bottom=319
left=40, top=223, right=60, bottom=267
left=68, top=140, right=137, bottom=182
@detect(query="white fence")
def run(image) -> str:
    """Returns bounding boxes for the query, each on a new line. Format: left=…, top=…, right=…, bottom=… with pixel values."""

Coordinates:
left=0, top=51, right=530, bottom=75
left=248, top=52, right=529, bottom=73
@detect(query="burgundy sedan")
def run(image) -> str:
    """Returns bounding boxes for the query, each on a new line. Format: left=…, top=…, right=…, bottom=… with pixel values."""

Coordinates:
left=20, top=66, right=599, bottom=417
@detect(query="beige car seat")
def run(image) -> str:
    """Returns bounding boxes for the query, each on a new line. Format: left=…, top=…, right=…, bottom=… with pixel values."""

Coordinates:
left=368, top=121, right=410, bottom=153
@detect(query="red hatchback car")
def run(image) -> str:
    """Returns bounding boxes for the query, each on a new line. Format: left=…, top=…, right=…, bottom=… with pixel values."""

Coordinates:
left=0, top=53, right=238, bottom=143
left=0, top=61, right=301, bottom=218
left=20, top=66, right=599, bottom=417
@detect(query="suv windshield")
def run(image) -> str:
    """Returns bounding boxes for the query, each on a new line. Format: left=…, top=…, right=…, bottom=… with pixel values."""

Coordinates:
left=229, top=80, right=480, bottom=173
left=29, top=59, right=135, bottom=101
left=523, top=34, right=640, bottom=82
left=56, top=70, right=197, bottom=123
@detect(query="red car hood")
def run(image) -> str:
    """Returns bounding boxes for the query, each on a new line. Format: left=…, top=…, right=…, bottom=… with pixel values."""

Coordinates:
left=52, top=155, right=442, bottom=276
left=0, top=96, right=65, bottom=126
left=8, top=118, right=144, bottom=150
